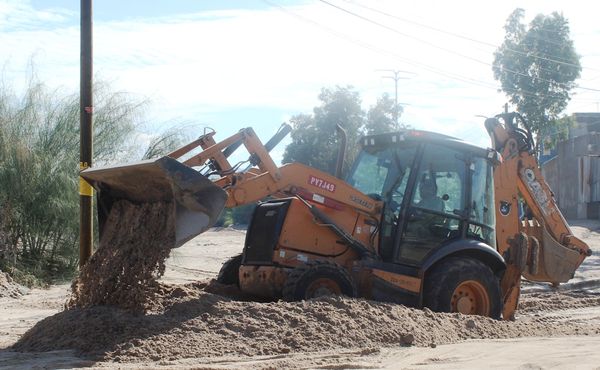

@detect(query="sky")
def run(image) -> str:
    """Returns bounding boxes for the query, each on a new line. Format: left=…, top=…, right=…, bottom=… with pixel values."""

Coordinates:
left=1, top=0, right=599, bottom=162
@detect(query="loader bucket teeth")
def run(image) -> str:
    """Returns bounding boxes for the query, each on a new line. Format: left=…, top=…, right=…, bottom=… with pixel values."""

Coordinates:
left=80, top=156, right=227, bottom=248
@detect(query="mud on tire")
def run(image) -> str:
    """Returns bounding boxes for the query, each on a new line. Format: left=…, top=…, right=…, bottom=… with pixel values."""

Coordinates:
left=216, top=254, right=243, bottom=286
left=424, top=256, right=502, bottom=319
left=282, top=260, right=356, bottom=301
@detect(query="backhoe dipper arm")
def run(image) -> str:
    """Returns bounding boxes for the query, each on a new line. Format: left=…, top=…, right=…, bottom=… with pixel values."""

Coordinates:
left=485, top=113, right=591, bottom=320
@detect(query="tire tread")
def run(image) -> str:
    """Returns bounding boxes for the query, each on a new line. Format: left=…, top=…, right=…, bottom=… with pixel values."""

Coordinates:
left=282, top=260, right=355, bottom=301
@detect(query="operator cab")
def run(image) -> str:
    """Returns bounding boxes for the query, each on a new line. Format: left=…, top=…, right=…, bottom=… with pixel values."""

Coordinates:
left=347, top=130, right=498, bottom=266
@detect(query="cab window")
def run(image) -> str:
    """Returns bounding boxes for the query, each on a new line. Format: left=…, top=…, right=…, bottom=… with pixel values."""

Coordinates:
left=468, top=157, right=496, bottom=246
left=347, top=144, right=417, bottom=200
left=399, top=144, right=466, bottom=263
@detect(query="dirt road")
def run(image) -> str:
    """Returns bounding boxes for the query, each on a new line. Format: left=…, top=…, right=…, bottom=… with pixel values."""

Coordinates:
left=1, top=222, right=599, bottom=369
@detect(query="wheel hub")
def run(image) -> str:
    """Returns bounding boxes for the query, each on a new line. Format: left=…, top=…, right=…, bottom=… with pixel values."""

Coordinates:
left=305, top=278, right=342, bottom=298
left=456, top=296, right=474, bottom=314
left=451, top=280, right=490, bottom=316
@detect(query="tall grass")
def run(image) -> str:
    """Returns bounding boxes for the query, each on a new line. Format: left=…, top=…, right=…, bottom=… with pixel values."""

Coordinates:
left=0, top=78, right=145, bottom=284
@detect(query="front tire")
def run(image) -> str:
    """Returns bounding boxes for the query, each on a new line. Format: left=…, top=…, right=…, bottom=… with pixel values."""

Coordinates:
left=283, top=260, right=356, bottom=301
left=216, top=254, right=242, bottom=286
left=424, top=257, right=502, bottom=319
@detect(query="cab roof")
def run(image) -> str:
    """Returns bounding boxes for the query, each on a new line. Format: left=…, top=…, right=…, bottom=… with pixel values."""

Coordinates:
left=360, top=129, right=493, bottom=158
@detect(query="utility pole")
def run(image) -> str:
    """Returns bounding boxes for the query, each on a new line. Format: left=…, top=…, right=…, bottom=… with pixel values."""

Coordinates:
left=79, top=0, right=93, bottom=267
left=377, top=69, right=412, bottom=128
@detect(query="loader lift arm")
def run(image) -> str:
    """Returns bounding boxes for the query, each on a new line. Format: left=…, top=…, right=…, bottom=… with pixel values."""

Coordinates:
left=82, top=123, right=381, bottom=255
left=162, top=124, right=382, bottom=258
left=485, top=112, right=591, bottom=319
left=167, top=125, right=382, bottom=216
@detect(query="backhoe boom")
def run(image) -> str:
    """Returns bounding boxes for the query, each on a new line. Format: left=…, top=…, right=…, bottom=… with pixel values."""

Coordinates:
left=486, top=113, right=591, bottom=319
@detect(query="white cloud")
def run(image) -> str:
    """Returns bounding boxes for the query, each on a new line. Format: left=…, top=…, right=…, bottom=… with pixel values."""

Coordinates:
left=0, top=0, right=72, bottom=31
left=1, top=0, right=599, bottom=156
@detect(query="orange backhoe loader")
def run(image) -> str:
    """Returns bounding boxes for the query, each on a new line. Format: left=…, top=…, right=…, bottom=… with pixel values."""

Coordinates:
left=81, top=112, right=591, bottom=319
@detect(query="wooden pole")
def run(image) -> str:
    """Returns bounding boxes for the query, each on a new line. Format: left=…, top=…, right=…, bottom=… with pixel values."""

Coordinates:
left=79, top=0, right=93, bottom=267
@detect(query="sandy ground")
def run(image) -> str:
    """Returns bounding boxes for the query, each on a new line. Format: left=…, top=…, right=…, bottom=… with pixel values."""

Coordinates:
left=1, top=222, right=600, bottom=369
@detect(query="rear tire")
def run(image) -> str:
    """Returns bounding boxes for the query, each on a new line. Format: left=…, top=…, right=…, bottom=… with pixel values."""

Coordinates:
left=283, top=260, right=356, bottom=301
left=424, top=257, right=502, bottom=319
left=216, top=254, right=242, bottom=286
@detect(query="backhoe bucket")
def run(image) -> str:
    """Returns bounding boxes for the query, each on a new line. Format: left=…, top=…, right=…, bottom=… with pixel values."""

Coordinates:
left=81, top=156, right=228, bottom=248
left=521, top=226, right=585, bottom=284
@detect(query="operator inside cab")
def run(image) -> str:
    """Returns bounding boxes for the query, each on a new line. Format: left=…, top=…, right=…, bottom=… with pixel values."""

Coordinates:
left=416, top=175, right=445, bottom=212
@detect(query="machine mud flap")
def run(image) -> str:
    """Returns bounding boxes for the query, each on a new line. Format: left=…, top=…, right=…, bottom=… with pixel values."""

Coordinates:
left=81, top=156, right=228, bottom=248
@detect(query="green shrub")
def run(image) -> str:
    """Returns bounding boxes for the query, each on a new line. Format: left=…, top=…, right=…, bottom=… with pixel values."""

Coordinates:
left=0, top=78, right=145, bottom=283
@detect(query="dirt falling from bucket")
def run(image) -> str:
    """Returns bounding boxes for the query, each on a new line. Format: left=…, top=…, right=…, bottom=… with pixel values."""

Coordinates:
left=67, top=200, right=175, bottom=313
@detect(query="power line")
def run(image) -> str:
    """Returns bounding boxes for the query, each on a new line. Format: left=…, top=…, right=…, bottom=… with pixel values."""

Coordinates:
left=263, top=0, right=504, bottom=89
left=318, top=0, right=600, bottom=93
left=318, top=0, right=495, bottom=67
left=353, top=0, right=600, bottom=95
left=343, top=0, right=593, bottom=70
left=262, top=0, right=593, bottom=103
left=267, top=0, right=593, bottom=102
left=568, top=100, right=600, bottom=112
left=377, top=69, right=412, bottom=126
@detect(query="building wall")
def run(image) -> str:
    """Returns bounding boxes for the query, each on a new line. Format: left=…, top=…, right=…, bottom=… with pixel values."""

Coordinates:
left=556, top=137, right=581, bottom=218
left=538, top=113, right=600, bottom=219
left=543, top=132, right=600, bottom=219
left=541, top=155, right=559, bottom=206
left=569, top=113, right=600, bottom=138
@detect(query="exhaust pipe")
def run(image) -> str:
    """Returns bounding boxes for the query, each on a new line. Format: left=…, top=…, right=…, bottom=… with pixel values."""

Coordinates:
left=335, top=124, right=347, bottom=179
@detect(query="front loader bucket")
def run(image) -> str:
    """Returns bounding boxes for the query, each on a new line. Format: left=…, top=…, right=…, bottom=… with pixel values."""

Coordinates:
left=81, top=156, right=228, bottom=248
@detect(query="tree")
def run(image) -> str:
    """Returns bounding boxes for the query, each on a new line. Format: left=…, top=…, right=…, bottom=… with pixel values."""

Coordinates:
left=0, top=78, right=145, bottom=283
left=141, top=125, right=191, bottom=160
left=365, top=93, right=406, bottom=134
left=283, top=87, right=408, bottom=177
left=493, top=9, right=581, bottom=149
left=283, top=86, right=364, bottom=176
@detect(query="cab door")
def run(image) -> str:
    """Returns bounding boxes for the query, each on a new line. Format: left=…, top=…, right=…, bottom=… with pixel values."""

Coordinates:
left=395, top=144, right=467, bottom=264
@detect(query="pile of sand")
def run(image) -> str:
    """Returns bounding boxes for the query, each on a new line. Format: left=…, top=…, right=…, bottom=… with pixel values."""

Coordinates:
left=519, top=291, right=600, bottom=314
left=0, top=270, right=25, bottom=298
left=11, top=198, right=600, bottom=363
left=13, top=280, right=600, bottom=362
left=67, top=200, right=175, bottom=313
